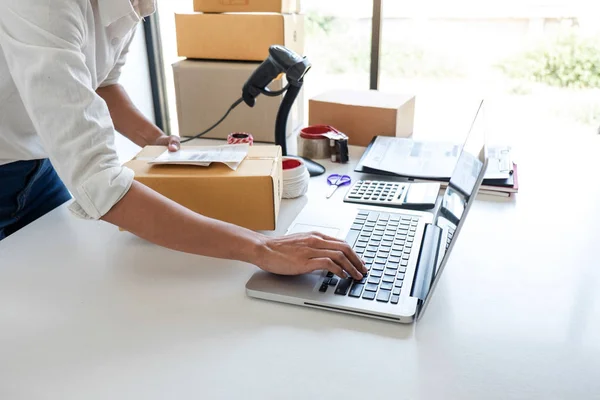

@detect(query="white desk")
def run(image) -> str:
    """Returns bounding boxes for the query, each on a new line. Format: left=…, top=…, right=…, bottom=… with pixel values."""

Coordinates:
left=1, top=136, right=600, bottom=400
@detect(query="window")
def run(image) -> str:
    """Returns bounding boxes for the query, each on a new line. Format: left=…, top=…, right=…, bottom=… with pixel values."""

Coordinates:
left=149, top=0, right=600, bottom=140
left=155, top=0, right=193, bottom=135
left=152, top=0, right=373, bottom=135
left=380, top=0, right=600, bottom=143
left=302, top=0, right=373, bottom=99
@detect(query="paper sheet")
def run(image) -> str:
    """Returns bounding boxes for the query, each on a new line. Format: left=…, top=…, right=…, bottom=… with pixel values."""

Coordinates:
left=361, top=137, right=512, bottom=180
left=362, top=137, right=460, bottom=179
left=484, top=145, right=513, bottom=179
left=148, top=144, right=250, bottom=170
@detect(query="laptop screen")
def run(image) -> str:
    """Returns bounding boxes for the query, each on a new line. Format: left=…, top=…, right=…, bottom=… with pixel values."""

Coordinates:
left=428, top=101, right=487, bottom=293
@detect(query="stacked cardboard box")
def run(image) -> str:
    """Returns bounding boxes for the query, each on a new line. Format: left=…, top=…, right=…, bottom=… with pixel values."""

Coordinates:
left=308, top=89, right=416, bottom=147
left=174, top=1, right=305, bottom=143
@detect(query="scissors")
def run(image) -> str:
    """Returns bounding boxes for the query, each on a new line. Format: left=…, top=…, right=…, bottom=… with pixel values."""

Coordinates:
left=326, top=174, right=352, bottom=199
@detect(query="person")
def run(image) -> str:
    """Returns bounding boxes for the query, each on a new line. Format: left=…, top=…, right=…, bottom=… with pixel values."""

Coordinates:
left=0, top=0, right=366, bottom=280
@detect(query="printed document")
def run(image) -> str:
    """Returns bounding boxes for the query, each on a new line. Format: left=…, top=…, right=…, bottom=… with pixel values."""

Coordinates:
left=150, top=144, right=249, bottom=170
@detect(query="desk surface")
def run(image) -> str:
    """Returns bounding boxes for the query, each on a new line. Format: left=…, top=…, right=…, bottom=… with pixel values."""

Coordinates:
left=1, top=137, right=600, bottom=400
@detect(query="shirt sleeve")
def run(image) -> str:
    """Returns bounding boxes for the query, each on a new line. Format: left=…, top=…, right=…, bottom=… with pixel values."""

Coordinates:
left=99, top=30, right=135, bottom=88
left=0, top=1, right=134, bottom=220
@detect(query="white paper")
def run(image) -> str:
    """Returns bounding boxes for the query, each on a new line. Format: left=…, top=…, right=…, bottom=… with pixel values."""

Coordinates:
left=149, top=144, right=250, bottom=170
left=362, top=137, right=460, bottom=179
left=483, top=145, right=513, bottom=180
left=362, top=137, right=513, bottom=180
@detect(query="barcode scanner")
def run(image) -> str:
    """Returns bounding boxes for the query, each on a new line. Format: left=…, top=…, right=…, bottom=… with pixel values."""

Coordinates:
left=242, top=45, right=311, bottom=107
left=181, top=45, right=325, bottom=177
left=242, top=46, right=324, bottom=177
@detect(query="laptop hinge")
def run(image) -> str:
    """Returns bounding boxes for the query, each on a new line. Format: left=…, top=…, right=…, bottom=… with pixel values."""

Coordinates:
left=410, top=223, right=442, bottom=301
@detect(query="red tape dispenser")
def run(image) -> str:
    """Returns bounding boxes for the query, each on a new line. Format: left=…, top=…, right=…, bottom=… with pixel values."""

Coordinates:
left=297, top=125, right=349, bottom=163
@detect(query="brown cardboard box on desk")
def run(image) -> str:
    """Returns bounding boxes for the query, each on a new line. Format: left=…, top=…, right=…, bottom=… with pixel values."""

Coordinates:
left=308, top=89, right=415, bottom=147
left=122, top=146, right=283, bottom=231
left=174, top=13, right=304, bottom=61
left=194, top=0, right=301, bottom=13
left=173, top=60, right=304, bottom=143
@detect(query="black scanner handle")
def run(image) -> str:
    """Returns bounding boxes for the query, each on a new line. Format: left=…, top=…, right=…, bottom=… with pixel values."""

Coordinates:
left=242, top=45, right=311, bottom=107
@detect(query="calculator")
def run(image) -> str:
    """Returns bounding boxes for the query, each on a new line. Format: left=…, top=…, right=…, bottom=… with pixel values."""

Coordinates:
left=343, top=180, right=440, bottom=210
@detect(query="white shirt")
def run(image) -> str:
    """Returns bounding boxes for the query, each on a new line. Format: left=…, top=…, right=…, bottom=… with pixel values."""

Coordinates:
left=0, top=0, right=156, bottom=220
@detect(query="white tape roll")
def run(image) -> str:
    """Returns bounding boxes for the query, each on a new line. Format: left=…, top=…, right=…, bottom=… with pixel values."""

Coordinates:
left=282, top=157, right=310, bottom=199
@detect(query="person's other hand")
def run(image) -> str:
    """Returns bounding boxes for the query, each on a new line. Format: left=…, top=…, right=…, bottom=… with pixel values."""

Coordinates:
left=256, top=232, right=367, bottom=280
left=154, top=135, right=181, bottom=152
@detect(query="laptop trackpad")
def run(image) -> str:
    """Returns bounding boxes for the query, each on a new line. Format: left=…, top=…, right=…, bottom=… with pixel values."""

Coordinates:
left=287, top=223, right=340, bottom=238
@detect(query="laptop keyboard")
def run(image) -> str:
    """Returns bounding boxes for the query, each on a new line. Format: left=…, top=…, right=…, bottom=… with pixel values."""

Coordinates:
left=319, top=210, right=420, bottom=304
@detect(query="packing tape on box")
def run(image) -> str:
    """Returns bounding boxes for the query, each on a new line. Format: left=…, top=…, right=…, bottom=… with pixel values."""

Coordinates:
left=297, top=125, right=349, bottom=163
left=282, top=157, right=309, bottom=199
left=227, top=132, right=254, bottom=145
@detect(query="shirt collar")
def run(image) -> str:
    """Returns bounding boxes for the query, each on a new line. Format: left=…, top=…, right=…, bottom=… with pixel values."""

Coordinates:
left=98, top=0, right=156, bottom=27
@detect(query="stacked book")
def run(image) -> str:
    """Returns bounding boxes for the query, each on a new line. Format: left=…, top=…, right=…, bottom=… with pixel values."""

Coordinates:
left=477, top=163, right=519, bottom=197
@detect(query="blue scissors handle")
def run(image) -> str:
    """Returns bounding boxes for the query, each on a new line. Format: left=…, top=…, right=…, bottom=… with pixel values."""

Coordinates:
left=327, top=174, right=351, bottom=186
left=326, top=174, right=351, bottom=198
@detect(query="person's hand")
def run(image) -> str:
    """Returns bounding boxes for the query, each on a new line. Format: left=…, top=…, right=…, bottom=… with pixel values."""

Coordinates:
left=154, top=135, right=181, bottom=152
left=255, top=232, right=367, bottom=280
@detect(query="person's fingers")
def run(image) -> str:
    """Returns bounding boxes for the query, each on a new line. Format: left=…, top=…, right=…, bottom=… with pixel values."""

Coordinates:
left=311, top=231, right=345, bottom=243
left=312, top=249, right=363, bottom=280
left=154, top=136, right=167, bottom=145
left=153, top=135, right=181, bottom=152
left=308, top=258, right=346, bottom=279
left=167, top=136, right=181, bottom=152
left=307, top=235, right=367, bottom=274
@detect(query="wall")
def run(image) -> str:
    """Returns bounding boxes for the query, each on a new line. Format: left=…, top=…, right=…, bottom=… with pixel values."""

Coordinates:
left=114, top=23, right=156, bottom=162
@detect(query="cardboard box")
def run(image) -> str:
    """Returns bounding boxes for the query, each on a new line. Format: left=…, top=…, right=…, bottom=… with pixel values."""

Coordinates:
left=194, top=0, right=301, bottom=13
left=308, top=90, right=416, bottom=147
left=173, top=59, right=304, bottom=142
left=123, top=145, right=283, bottom=231
left=175, top=13, right=304, bottom=61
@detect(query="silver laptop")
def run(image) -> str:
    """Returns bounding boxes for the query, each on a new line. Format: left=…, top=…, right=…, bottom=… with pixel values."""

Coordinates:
left=246, top=101, right=489, bottom=323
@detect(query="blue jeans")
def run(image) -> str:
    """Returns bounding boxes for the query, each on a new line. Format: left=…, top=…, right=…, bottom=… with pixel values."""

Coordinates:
left=0, top=159, right=71, bottom=240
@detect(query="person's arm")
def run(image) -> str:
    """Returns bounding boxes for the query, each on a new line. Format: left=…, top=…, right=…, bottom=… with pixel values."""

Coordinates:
left=95, top=31, right=179, bottom=152
left=96, top=83, right=180, bottom=151
left=102, top=181, right=366, bottom=279
left=0, top=1, right=365, bottom=279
